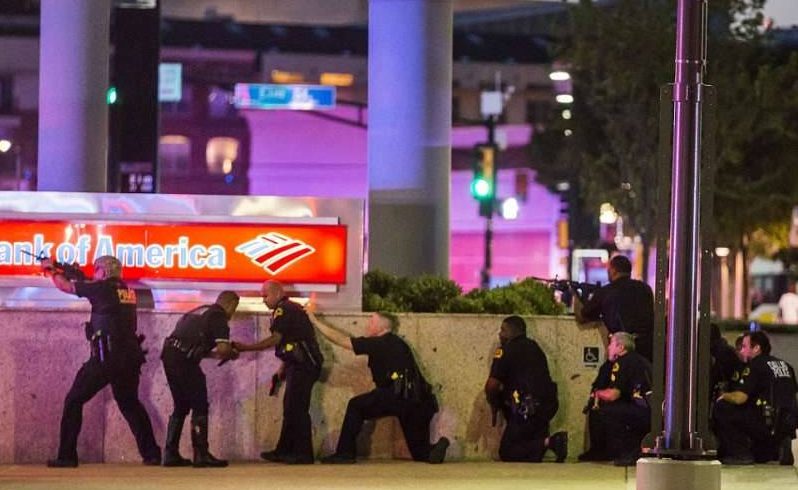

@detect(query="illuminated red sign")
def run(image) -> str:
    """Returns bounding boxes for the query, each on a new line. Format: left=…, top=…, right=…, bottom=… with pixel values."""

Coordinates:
left=0, top=219, right=347, bottom=284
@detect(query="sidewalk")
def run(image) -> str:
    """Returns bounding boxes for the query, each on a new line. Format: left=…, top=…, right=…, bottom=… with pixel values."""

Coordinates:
left=0, top=461, right=796, bottom=490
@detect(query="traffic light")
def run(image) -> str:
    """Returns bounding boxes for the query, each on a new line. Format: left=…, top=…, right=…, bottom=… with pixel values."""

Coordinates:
left=472, top=144, right=497, bottom=217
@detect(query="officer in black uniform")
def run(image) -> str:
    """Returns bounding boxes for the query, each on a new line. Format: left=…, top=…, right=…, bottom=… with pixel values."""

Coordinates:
left=161, top=290, right=240, bottom=467
left=577, top=359, right=613, bottom=461
left=714, top=331, right=798, bottom=465
left=308, top=310, right=449, bottom=464
left=575, top=255, right=655, bottom=362
left=41, top=255, right=161, bottom=468
left=485, top=315, right=567, bottom=462
left=234, top=280, right=323, bottom=464
left=580, top=332, right=651, bottom=466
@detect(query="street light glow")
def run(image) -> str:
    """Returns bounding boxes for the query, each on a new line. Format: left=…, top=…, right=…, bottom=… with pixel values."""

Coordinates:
left=501, top=197, right=520, bottom=220
left=555, top=94, right=573, bottom=104
left=562, top=109, right=572, bottom=120
left=715, top=247, right=730, bottom=257
left=599, top=202, right=618, bottom=224
left=549, top=71, right=571, bottom=81
left=0, top=139, right=11, bottom=153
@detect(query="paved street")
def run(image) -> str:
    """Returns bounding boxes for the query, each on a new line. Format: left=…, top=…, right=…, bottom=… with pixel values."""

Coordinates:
left=0, top=461, right=795, bottom=490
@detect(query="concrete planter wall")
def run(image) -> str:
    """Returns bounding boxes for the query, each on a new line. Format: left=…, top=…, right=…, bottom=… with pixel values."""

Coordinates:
left=0, top=309, right=610, bottom=463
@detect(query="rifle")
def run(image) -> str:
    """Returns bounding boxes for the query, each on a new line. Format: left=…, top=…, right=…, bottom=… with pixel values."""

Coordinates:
left=23, top=250, right=87, bottom=282
left=529, top=276, right=601, bottom=302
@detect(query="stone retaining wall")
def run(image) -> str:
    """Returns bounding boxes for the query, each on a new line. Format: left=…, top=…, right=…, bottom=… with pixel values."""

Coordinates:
left=0, top=309, right=649, bottom=463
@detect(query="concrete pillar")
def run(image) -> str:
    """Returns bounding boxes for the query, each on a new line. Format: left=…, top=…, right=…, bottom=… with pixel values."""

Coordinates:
left=367, top=0, right=452, bottom=277
left=37, top=0, right=110, bottom=191
left=636, top=459, right=720, bottom=490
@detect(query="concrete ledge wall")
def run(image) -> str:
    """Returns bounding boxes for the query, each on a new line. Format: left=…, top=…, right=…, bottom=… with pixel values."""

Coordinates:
left=0, top=309, right=610, bottom=463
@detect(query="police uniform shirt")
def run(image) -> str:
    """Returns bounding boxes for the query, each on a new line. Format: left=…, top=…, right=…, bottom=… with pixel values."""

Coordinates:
left=738, top=354, right=798, bottom=409
left=171, top=304, right=231, bottom=354
left=351, top=333, right=417, bottom=389
left=607, top=351, right=652, bottom=403
left=270, top=297, right=322, bottom=367
left=581, top=277, right=654, bottom=337
left=490, top=336, right=553, bottom=398
left=75, top=277, right=138, bottom=338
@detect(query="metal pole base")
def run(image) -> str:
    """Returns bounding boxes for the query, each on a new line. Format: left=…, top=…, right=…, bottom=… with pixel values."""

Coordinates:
left=636, top=458, right=720, bottom=490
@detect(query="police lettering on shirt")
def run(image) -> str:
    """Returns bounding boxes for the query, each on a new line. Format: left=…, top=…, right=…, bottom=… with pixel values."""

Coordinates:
left=767, top=360, right=792, bottom=379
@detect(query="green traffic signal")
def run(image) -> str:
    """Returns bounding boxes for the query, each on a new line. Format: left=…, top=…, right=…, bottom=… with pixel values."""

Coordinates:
left=471, top=177, right=492, bottom=199
left=106, top=86, right=118, bottom=105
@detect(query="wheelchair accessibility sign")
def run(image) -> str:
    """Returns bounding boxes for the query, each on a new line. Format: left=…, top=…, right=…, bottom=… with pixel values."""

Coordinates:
left=583, top=346, right=601, bottom=368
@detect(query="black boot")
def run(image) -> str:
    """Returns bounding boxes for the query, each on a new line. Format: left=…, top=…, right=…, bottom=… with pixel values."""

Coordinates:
left=163, top=415, right=192, bottom=467
left=191, top=415, right=228, bottom=468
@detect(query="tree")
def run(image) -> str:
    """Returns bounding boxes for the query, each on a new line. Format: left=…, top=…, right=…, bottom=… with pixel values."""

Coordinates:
left=532, top=0, right=798, bottom=281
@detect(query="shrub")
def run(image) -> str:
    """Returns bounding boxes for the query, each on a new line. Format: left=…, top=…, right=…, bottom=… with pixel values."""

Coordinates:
left=362, top=270, right=564, bottom=315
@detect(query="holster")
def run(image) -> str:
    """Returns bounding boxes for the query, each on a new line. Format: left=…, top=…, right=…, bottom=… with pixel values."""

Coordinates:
left=278, top=341, right=319, bottom=368
left=391, top=369, right=429, bottom=402
left=90, top=331, right=112, bottom=364
left=509, top=391, right=538, bottom=423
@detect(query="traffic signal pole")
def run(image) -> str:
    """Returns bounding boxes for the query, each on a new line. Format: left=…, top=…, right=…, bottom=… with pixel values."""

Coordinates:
left=480, top=114, right=496, bottom=289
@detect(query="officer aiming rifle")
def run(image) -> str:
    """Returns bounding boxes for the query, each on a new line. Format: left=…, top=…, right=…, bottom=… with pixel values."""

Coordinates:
left=529, top=276, right=600, bottom=306
left=23, top=249, right=87, bottom=281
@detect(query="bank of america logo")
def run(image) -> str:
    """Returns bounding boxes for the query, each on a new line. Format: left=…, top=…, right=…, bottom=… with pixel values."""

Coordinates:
left=235, top=232, right=316, bottom=275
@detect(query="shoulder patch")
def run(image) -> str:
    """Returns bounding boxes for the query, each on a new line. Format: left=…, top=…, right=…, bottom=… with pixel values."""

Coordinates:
left=612, top=362, right=620, bottom=373
left=273, top=307, right=284, bottom=318
left=494, top=347, right=503, bottom=359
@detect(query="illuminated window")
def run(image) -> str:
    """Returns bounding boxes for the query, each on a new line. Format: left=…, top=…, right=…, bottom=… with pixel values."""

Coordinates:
left=320, top=72, right=354, bottom=87
left=159, top=135, right=190, bottom=174
left=206, top=137, right=239, bottom=175
left=271, top=70, right=305, bottom=84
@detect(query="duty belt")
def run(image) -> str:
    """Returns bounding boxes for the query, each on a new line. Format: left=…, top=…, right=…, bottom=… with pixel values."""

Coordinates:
left=165, top=336, right=205, bottom=360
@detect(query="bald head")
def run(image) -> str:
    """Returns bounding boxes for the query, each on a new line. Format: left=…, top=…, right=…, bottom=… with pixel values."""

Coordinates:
left=261, top=280, right=285, bottom=309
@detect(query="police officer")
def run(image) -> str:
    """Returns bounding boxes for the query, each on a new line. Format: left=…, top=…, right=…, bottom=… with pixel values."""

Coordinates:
left=233, top=280, right=323, bottom=464
left=309, top=311, right=449, bottom=464
left=575, top=255, right=655, bottom=362
left=161, top=291, right=240, bottom=467
left=580, top=332, right=651, bottom=466
left=485, top=315, right=567, bottom=463
left=577, top=359, right=613, bottom=461
left=714, top=331, right=798, bottom=465
left=41, top=255, right=161, bottom=468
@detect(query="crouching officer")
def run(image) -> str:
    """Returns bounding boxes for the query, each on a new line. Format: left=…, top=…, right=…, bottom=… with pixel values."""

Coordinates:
left=714, top=331, right=797, bottom=465
left=161, top=291, right=240, bottom=467
left=485, top=315, right=567, bottom=463
left=234, top=281, right=324, bottom=464
left=42, top=255, right=161, bottom=468
left=581, top=332, right=651, bottom=466
left=309, top=311, right=450, bottom=464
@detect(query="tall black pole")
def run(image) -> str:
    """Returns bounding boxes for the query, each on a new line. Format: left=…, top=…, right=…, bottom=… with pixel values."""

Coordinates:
left=109, top=0, right=161, bottom=193
left=480, top=115, right=496, bottom=290
left=660, top=0, right=709, bottom=455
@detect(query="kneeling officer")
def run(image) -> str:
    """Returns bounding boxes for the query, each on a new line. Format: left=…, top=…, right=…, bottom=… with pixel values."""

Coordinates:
left=161, top=291, right=240, bottom=467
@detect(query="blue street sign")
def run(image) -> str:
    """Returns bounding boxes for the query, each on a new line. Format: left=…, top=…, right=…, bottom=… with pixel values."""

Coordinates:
left=234, top=83, right=336, bottom=110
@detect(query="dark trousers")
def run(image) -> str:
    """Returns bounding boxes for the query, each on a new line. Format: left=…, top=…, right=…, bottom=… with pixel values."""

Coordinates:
left=588, top=401, right=649, bottom=459
left=273, top=365, right=319, bottom=461
left=336, top=387, right=437, bottom=461
left=713, top=400, right=774, bottom=461
left=499, top=413, right=549, bottom=462
left=57, top=357, right=160, bottom=462
left=162, top=347, right=209, bottom=418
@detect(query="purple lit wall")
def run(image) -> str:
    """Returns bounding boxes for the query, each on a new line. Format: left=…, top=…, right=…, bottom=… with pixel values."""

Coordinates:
left=242, top=109, right=563, bottom=289
left=243, top=106, right=367, bottom=198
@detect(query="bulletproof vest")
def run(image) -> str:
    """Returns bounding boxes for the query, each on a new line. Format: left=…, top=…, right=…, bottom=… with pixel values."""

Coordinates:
left=169, top=305, right=218, bottom=360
